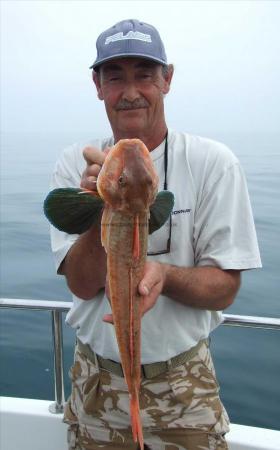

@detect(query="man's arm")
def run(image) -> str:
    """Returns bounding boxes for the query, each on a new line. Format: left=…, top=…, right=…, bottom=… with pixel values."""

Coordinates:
left=164, top=264, right=240, bottom=309
left=138, top=261, right=241, bottom=314
left=59, top=223, right=106, bottom=300
left=59, top=146, right=108, bottom=300
left=103, top=261, right=240, bottom=323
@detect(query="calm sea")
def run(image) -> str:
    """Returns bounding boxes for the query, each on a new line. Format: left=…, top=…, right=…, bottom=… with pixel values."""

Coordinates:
left=0, top=130, right=279, bottom=431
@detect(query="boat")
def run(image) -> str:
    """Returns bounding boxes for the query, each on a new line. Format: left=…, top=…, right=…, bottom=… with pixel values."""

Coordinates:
left=1, top=297, right=280, bottom=450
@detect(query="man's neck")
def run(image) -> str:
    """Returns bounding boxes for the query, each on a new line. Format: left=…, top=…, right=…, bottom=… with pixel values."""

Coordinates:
left=113, top=124, right=168, bottom=151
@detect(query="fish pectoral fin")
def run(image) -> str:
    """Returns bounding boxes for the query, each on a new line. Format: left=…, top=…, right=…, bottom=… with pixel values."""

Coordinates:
left=43, top=188, right=104, bottom=234
left=149, top=190, right=174, bottom=234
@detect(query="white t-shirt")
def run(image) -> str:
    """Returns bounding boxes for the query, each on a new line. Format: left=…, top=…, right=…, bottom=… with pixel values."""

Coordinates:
left=50, top=130, right=262, bottom=363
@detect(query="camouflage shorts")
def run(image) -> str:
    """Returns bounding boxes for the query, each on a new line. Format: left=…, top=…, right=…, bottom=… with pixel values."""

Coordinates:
left=64, top=341, right=230, bottom=449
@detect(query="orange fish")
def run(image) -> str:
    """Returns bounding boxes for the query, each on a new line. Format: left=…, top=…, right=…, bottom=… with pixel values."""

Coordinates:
left=44, top=139, right=174, bottom=449
left=97, top=139, right=158, bottom=448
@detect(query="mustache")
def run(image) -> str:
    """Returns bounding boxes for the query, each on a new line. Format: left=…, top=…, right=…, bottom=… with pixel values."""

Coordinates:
left=115, top=99, right=149, bottom=110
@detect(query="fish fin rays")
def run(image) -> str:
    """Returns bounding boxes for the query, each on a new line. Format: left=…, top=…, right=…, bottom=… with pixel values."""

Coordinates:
left=149, top=190, right=174, bottom=234
left=43, top=188, right=104, bottom=234
left=44, top=188, right=174, bottom=235
left=130, top=389, right=144, bottom=450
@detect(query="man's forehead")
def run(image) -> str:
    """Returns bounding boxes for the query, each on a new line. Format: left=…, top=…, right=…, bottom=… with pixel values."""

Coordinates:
left=100, top=58, right=160, bottom=72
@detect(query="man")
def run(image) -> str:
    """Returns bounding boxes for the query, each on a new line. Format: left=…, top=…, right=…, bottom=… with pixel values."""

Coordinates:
left=50, top=19, right=261, bottom=449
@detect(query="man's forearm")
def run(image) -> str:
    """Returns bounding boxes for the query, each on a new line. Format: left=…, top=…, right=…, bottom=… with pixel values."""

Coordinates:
left=60, top=224, right=106, bottom=300
left=162, top=264, right=241, bottom=310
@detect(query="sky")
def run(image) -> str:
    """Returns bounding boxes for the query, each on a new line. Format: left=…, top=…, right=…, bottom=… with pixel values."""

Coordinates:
left=1, top=0, right=280, bottom=135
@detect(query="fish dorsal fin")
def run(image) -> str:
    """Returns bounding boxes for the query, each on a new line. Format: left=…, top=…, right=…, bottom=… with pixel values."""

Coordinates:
left=43, top=188, right=104, bottom=234
left=149, top=190, right=174, bottom=235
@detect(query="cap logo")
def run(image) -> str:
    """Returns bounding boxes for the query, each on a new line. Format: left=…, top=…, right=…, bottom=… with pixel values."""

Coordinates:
left=105, top=31, right=152, bottom=45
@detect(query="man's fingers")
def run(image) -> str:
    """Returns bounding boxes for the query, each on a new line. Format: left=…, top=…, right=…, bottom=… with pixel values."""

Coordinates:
left=81, top=146, right=110, bottom=191
left=83, top=146, right=107, bottom=166
left=86, top=164, right=102, bottom=178
left=137, top=261, right=168, bottom=316
left=138, top=283, right=150, bottom=296
left=140, top=294, right=157, bottom=316
left=138, top=265, right=160, bottom=296
left=80, top=177, right=97, bottom=191
left=103, top=314, right=114, bottom=324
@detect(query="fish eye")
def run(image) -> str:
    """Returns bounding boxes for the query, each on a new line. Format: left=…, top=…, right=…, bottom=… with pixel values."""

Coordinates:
left=118, top=175, right=125, bottom=185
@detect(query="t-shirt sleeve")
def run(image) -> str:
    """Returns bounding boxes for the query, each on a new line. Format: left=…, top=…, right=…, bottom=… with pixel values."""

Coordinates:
left=194, top=162, right=262, bottom=270
left=49, top=146, right=81, bottom=273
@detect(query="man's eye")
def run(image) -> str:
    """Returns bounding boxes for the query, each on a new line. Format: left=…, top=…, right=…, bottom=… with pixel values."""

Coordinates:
left=139, top=73, right=151, bottom=79
left=104, top=75, right=122, bottom=83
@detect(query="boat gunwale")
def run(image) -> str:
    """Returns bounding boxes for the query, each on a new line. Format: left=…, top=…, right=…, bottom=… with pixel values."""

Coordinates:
left=1, top=297, right=280, bottom=417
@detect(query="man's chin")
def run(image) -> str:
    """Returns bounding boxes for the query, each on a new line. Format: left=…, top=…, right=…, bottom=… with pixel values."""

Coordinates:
left=117, top=119, right=148, bottom=136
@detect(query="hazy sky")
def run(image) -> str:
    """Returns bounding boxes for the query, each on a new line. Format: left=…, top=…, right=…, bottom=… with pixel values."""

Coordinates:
left=1, top=0, right=280, bottom=135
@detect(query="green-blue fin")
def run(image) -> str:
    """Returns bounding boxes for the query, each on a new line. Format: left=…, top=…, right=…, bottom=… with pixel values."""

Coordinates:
left=149, top=190, right=174, bottom=234
left=43, top=188, right=104, bottom=234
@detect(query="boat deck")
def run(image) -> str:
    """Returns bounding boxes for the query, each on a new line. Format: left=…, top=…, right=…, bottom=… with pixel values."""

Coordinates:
left=1, top=397, right=280, bottom=450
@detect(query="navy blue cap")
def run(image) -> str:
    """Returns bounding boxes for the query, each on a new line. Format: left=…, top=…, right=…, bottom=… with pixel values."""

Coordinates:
left=90, top=19, right=167, bottom=69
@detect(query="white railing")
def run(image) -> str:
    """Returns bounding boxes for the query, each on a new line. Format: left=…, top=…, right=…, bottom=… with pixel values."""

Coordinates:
left=1, top=297, right=280, bottom=413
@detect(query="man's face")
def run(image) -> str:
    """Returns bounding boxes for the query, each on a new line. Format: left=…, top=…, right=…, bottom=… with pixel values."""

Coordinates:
left=93, top=58, right=173, bottom=137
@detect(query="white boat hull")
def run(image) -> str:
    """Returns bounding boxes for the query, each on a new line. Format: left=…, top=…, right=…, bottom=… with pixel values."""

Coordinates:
left=1, top=397, right=280, bottom=450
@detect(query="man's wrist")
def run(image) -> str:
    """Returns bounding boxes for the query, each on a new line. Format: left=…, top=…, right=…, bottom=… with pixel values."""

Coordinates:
left=161, top=262, right=172, bottom=295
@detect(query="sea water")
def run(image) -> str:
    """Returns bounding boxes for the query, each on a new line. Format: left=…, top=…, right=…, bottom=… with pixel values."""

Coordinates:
left=0, top=130, right=279, bottom=430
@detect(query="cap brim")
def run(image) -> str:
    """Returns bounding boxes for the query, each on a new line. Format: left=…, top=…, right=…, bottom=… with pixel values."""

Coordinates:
left=89, top=53, right=167, bottom=70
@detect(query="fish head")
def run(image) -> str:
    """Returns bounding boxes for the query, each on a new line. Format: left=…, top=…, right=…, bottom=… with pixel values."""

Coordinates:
left=97, top=139, right=159, bottom=213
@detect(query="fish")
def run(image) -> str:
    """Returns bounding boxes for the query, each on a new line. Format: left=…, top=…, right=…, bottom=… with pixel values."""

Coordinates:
left=43, top=139, right=174, bottom=449
left=97, top=139, right=158, bottom=449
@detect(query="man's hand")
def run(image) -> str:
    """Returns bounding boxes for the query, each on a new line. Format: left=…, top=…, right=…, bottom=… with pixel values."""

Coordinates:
left=138, top=261, right=168, bottom=314
left=103, top=261, right=167, bottom=323
left=81, top=146, right=109, bottom=191
left=102, top=261, right=241, bottom=322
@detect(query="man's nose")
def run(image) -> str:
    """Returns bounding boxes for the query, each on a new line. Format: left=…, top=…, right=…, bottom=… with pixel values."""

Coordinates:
left=122, top=82, right=140, bottom=102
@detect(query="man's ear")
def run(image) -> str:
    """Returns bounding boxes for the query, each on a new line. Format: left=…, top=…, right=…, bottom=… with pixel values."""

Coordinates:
left=162, top=64, right=174, bottom=95
left=92, top=71, right=104, bottom=100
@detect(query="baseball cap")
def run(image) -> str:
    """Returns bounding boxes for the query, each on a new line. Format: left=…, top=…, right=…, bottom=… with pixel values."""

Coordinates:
left=90, top=19, right=167, bottom=70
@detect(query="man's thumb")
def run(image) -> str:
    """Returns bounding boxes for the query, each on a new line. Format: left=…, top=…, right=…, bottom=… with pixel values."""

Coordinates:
left=138, top=281, right=150, bottom=296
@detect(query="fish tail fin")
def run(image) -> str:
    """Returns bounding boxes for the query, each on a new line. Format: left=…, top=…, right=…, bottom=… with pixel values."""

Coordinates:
left=130, top=388, right=144, bottom=450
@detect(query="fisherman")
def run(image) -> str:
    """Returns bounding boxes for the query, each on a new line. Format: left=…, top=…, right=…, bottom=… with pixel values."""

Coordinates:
left=50, top=19, right=262, bottom=450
